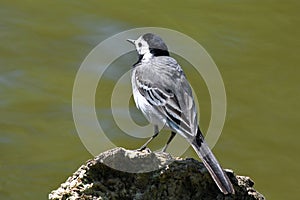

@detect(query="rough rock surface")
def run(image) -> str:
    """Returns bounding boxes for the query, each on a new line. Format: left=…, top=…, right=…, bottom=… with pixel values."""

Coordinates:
left=49, top=147, right=265, bottom=200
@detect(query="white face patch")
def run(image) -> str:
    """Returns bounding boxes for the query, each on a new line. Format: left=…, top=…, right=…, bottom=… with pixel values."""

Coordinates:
left=134, top=36, right=150, bottom=55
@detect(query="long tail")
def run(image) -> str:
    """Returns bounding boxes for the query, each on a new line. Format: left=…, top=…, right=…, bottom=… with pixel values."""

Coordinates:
left=191, top=128, right=235, bottom=194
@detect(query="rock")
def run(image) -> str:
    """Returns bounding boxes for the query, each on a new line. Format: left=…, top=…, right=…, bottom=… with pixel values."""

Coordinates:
left=49, top=147, right=265, bottom=200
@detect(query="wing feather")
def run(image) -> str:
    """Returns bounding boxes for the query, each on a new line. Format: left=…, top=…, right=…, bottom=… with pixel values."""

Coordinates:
left=133, top=56, right=198, bottom=138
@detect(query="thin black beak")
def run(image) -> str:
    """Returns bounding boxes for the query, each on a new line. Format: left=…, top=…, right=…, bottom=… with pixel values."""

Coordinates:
left=126, top=39, right=135, bottom=45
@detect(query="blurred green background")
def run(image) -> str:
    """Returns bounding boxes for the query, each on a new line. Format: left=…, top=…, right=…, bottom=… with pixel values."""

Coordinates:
left=1, top=0, right=299, bottom=199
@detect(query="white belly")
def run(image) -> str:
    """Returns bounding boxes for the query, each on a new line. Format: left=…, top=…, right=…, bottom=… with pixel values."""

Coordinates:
left=131, top=71, right=166, bottom=127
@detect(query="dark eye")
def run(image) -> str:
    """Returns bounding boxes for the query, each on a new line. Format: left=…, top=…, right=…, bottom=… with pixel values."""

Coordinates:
left=138, top=43, right=142, bottom=47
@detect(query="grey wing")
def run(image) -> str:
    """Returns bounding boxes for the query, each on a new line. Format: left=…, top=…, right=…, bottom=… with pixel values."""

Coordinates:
left=135, top=57, right=198, bottom=138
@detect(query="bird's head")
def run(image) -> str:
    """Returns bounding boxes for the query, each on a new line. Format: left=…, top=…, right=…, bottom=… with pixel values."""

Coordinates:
left=127, top=33, right=170, bottom=60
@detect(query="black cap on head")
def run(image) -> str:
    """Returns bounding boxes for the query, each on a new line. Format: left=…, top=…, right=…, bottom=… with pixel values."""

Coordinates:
left=142, top=33, right=169, bottom=56
left=142, top=33, right=168, bottom=51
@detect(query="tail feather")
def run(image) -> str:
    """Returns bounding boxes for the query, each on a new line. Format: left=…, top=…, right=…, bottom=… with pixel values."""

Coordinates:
left=191, top=128, right=235, bottom=194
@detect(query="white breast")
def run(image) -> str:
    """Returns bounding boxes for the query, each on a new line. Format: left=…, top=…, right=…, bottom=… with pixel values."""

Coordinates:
left=131, top=69, right=166, bottom=127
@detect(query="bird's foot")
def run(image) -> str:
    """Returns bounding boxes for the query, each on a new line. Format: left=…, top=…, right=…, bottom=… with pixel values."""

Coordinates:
left=137, top=146, right=147, bottom=151
left=136, top=146, right=152, bottom=153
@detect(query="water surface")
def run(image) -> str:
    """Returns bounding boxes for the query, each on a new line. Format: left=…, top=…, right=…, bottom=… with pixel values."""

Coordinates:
left=0, top=1, right=299, bottom=199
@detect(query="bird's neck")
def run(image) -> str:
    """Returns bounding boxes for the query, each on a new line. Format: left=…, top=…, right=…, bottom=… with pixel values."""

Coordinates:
left=133, top=49, right=170, bottom=67
left=149, top=48, right=170, bottom=57
left=141, top=51, right=153, bottom=63
left=133, top=52, right=153, bottom=67
left=140, top=48, right=170, bottom=63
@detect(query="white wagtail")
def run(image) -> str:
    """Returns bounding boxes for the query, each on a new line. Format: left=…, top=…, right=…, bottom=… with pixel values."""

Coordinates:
left=127, top=33, right=234, bottom=194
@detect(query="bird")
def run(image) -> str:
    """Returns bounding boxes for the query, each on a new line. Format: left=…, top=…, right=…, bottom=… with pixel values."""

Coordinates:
left=127, top=33, right=234, bottom=194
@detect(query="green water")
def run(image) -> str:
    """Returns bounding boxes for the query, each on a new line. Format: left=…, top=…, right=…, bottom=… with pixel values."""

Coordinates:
left=1, top=1, right=299, bottom=199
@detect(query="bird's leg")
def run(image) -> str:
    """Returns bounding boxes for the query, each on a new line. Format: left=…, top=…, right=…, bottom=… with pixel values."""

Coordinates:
left=161, top=131, right=176, bottom=152
left=137, top=125, right=159, bottom=151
